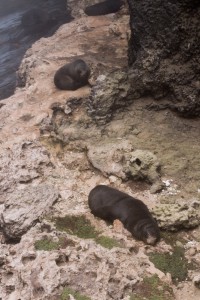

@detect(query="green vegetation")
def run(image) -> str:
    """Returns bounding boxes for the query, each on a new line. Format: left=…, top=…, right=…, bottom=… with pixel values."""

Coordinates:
left=52, top=215, right=122, bottom=249
left=161, top=231, right=185, bottom=247
left=54, top=215, right=98, bottom=239
left=35, top=238, right=60, bottom=251
left=60, top=287, right=91, bottom=300
left=148, top=247, right=188, bottom=284
left=130, top=275, right=174, bottom=300
left=95, top=235, right=122, bottom=249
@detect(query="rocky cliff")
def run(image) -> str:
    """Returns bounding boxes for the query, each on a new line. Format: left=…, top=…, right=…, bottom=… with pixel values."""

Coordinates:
left=127, top=0, right=200, bottom=117
left=0, top=1, right=200, bottom=300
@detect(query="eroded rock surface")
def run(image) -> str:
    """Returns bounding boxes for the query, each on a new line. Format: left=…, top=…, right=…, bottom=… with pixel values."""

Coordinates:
left=0, top=224, right=168, bottom=300
left=0, top=141, right=52, bottom=198
left=87, top=142, right=163, bottom=192
left=0, top=2, right=200, bottom=300
left=152, top=200, right=200, bottom=231
left=127, top=0, right=200, bottom=117
left=87, top=71, right=131, bottom=124
left=0, top=185, right=59, bottom=240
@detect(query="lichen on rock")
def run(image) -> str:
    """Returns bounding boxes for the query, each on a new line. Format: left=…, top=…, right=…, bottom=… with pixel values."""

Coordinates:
left=152, top=200, right=200, bottom=231
left=87, top=71, right=131, bottom=124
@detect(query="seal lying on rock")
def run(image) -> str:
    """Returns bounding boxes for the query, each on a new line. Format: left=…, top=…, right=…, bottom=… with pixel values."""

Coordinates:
left=88, top=185, right=160, bottom=245
left=84, top=0, right=124, bottom=16
left=54, top=59, right=91, bottom=90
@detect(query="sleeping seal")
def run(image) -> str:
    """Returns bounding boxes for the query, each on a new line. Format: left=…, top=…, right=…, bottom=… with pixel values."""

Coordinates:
left=88, top=185, right=160, bottom=245
left=54, top=59, right=91, bottom=90
left=84, top=0, right=124, bottom=16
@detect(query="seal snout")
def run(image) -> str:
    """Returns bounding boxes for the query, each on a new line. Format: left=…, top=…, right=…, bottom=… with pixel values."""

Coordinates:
left=146, top=234, right=159, bottom=245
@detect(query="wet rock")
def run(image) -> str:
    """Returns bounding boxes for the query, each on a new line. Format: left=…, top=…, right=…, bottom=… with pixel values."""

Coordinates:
left=152, top=200, right=200, bottom=231
left=0, top=185, right=59, bottom=240
left=127, top=0, right=200, bottom=117
left=87, top=71, right=131, bottom=124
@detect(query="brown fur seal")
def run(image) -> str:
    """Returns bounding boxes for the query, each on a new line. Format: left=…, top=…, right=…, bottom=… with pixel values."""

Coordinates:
left=84, top=0, right=124, bottom=16
left=54, top=59, right=91, bottom=90
left=88, top=185, right=160, bottom=245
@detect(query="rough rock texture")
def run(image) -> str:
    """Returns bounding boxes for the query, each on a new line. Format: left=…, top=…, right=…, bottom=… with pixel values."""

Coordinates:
left=0, top=141, right=52, bottom=198
left=0, top=2, right=200, bottom=299
left=0, top=224, right=170, bottom=300
left=0, top=185, right=59, bottom=240
left=87, top=142, right=163, bottom=192
left=152, top=200, right=200, bottom=231
left=87, top=71, right=131, bottom=124
left=127, top=0, right=200, bottom=117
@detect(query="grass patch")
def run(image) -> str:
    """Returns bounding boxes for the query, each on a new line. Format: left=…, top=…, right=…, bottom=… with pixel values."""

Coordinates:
left=130, top=275, right=174, bottom=300
left=60, top=287, right=91, bottom=300
left=52, top=215, right=122, bottom=249
left=148, top=246, right=189, bottom=284
left=54, top=215, right=98, bottom=239
left=161, top=231, right=185, bottom=247
left=35, top=238, right=60, bottom=251
left=95, top=235, right=122, bottom=249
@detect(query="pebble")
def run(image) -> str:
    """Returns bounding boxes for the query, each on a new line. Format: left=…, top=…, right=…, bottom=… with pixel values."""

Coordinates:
left=188, top=247, right=196, bottom=256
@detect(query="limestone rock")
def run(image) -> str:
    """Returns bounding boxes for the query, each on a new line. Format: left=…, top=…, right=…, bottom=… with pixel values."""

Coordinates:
left=0, top=185, right=59, bottom=240
left=87, top=71, right=131, bottom=124
left=0, top=227, right=151, bottom=300
left=152, top=200, right=200, bottom=231
left=87, top=142, right=162, bottom=188
left=0, top=141, right=53, bottom=198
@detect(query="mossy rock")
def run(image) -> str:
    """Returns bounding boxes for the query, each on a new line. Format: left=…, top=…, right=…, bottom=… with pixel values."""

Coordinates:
left=95, top=235, right=122, bottom=249
left=53, top=215, right=98, bottom=239
left=35, top=238, right=60, bottom=251
left=148, top=247, right=189, bottom=284
left=130, top=275, right=174, bottom=300
left=160, top=231, right=185, bottom=247
left=60, top=287, right=91, bottom=300
left=52, top=215, right=122, bottom=250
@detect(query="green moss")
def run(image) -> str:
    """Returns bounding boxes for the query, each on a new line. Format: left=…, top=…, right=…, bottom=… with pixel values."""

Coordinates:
left=53, top=215, right=98, bottom=239
left=52, top=215, right=122, bottom=250
left=60, top=287, right=91, bottom=300
left=130, top=275, right=174, bottom=300
left=95, top=235, right=122, bottom=249
left=161, top=231, right=185, bottom=247
left=34, top=238, right=60, bottom=251
left=148, top=246, right=188, bottom=284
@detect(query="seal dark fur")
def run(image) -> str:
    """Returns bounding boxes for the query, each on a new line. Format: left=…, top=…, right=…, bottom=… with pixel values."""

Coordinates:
left=88, top=185, right=160, bottom=245
left=54, top=59, right=91, bottom=90
left=84, top=0, right=124, bottom=16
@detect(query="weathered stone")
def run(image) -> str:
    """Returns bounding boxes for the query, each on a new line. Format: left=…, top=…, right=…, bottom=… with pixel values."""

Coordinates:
left=0, top=141, right=53, bottom=198
left=0, top=185, right=59, bottom=240
left=152, top=200, right=200, bottom=231
left=127, top=0, right=200, bottom=117
left=87, top=142, right=162, bottom=187
left=87, top=71, right=131, bottom=124
left=193, top=274, right=200, bottom=289
left=0, top=227, right=158, bottom=300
